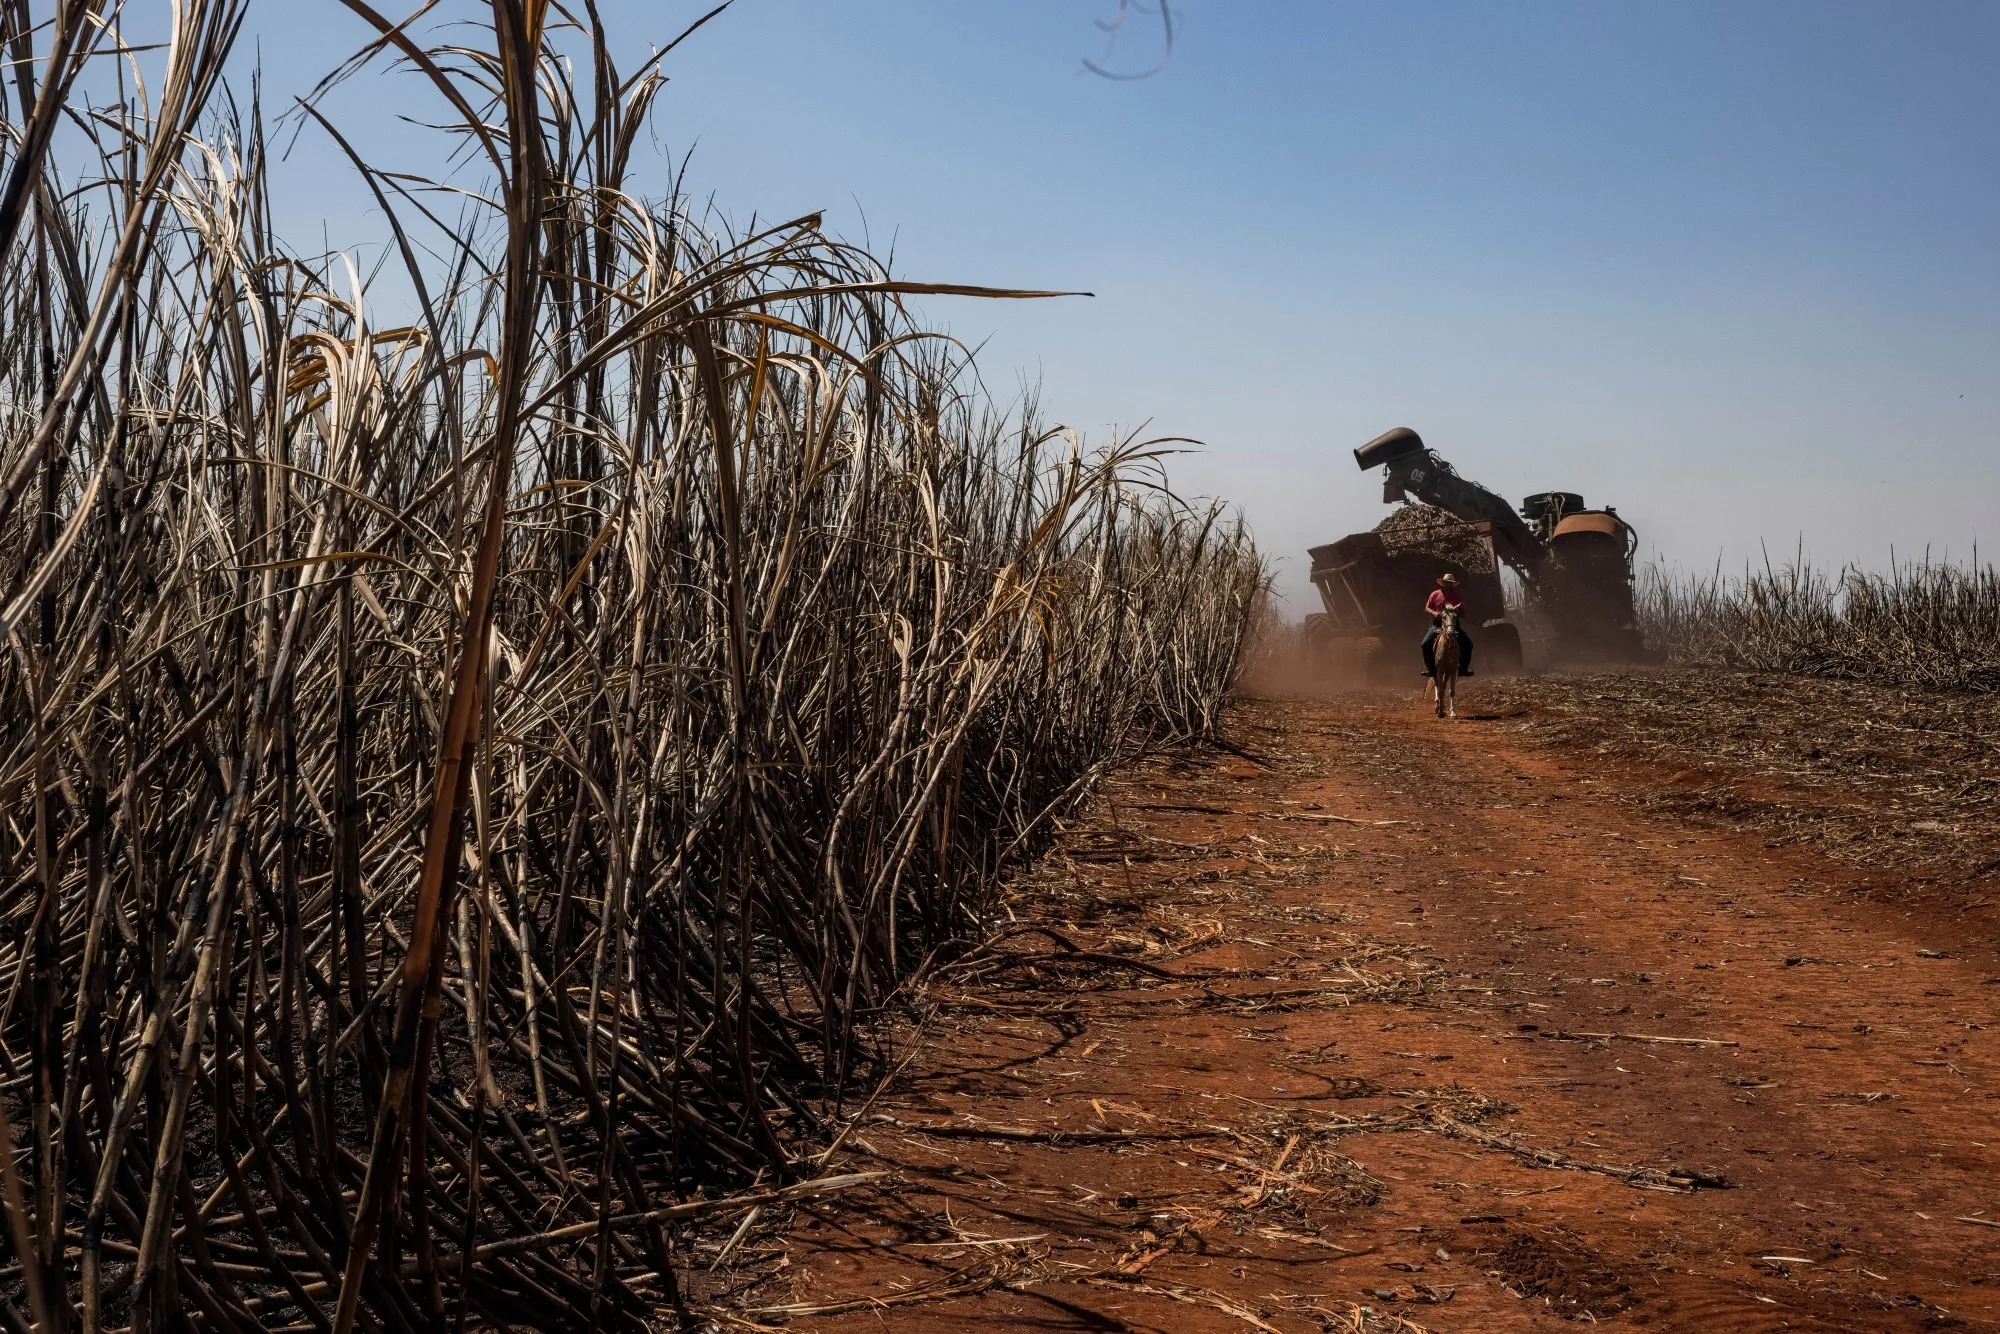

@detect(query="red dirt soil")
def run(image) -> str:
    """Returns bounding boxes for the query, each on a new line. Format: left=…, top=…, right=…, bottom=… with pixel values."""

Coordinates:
left=729, top=687, right=1999, bottom=1332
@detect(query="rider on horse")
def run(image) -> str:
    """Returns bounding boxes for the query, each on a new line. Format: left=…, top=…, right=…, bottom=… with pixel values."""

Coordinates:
left=1421, top=573, right=1475, bottom=678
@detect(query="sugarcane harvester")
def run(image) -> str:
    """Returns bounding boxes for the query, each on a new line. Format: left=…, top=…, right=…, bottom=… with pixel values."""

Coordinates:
left=1306, top=427, right=1647, bottom=677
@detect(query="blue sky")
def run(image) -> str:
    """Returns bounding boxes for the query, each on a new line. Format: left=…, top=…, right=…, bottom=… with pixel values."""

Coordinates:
left=251, top=2, right=2000, bottom=606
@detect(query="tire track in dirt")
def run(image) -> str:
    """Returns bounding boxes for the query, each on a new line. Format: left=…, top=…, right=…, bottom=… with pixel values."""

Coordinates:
left=722, top=690, right=1997, bottom=1332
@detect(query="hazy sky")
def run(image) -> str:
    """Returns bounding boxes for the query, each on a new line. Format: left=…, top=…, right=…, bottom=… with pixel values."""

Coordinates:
left=251, top=2, right=2000, bottom=607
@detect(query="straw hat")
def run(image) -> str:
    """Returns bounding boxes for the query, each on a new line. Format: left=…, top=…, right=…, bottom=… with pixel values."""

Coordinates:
left=1438, top=572, right=1459, bottom=586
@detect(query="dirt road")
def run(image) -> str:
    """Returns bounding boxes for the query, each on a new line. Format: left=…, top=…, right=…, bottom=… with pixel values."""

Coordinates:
left=733, top=688, right=1998, bottom=1332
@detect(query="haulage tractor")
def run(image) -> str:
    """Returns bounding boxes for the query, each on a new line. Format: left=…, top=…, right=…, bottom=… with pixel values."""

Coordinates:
left=1306, top=427, right=1647, bottom=681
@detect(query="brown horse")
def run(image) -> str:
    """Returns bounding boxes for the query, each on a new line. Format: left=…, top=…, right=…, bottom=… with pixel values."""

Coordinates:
left=1429, top=606, right=1460, bottom=719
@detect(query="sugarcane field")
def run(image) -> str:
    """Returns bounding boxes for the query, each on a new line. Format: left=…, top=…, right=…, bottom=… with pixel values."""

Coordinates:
left=0, top=4, right=1994, bottom=1332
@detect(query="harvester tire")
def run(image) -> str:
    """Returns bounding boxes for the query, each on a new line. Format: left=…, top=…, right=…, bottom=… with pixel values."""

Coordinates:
left=1302, top=614, right=1338, bottom=674
left=1479, top=622, right=1524, bottom=676
left=1321, top=634, right=1388, bottom=688
left=1355, top=636, right=1392, bottom=688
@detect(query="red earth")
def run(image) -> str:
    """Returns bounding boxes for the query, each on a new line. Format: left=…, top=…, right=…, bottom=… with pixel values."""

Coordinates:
left=716, top=685, right=1998, bottom=1333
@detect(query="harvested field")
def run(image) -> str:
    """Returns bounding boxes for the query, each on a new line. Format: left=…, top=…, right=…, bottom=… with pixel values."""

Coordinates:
left=723, top=681, right=1999, bottom=1332
left=1481, top=670, right=2000, bottom=899
left=0, top=6, right=1982, bottom=1333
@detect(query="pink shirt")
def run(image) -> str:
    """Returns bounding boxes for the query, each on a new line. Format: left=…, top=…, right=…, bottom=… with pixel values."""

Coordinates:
left=1426, top=589, right=1464, bottom=616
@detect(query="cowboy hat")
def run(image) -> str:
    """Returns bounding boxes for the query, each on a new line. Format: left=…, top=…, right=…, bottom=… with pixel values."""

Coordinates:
left=1438, top=572, right=1459, bottom=586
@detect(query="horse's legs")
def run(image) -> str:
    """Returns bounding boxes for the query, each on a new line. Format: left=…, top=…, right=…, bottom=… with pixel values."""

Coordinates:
left=1434, top=629, right=1456, bottom=716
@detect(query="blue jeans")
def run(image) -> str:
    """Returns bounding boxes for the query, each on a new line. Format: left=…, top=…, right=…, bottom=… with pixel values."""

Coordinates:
left=1422, top=623, right=1473, bottom=674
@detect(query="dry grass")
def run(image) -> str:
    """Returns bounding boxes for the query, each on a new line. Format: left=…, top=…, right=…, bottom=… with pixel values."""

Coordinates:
left=0, top=5, right=1259, bottom=1330
left=1639, top=557, right=2000, bottom=691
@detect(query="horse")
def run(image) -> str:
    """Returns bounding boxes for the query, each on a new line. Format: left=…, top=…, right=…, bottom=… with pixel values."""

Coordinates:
left=1429, top=606, right=1460, bottom=719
